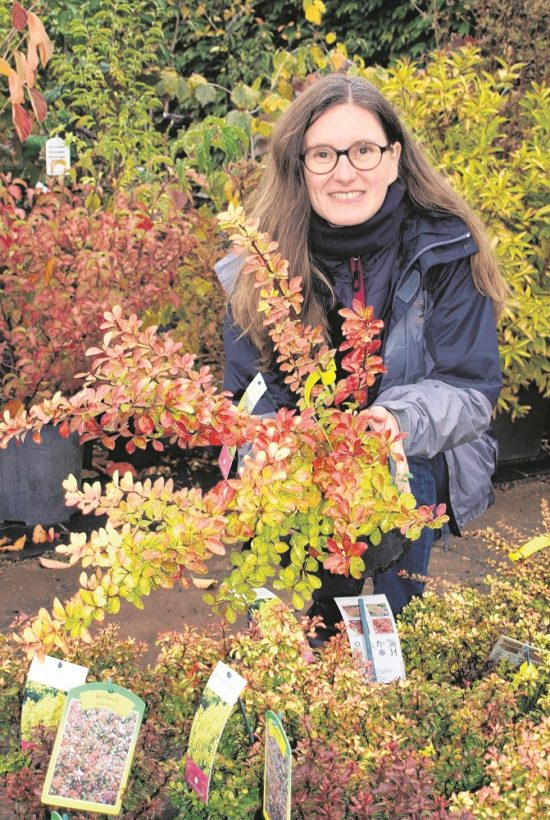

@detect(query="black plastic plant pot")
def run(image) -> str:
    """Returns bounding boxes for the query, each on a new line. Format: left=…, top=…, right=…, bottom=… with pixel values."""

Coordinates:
left=362, top=530, right=412, bottom=578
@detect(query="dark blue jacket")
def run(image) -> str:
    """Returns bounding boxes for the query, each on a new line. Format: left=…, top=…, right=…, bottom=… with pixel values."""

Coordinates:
left=217, top=209, right=502, bottom=530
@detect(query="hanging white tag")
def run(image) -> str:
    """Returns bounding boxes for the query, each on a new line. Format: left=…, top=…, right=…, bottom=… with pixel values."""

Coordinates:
left=45, top=136, right=71, bottom=175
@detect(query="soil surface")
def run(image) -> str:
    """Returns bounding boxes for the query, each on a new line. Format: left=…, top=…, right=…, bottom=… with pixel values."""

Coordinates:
left=1, top=446, right=548, bottom=665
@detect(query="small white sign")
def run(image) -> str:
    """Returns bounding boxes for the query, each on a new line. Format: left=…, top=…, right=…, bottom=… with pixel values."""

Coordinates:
left=359, top=594, right=406, bottom=683
left=27, top=655, right=88, bottom=691
left=207, top=661, right=247, bottom=706
left=45, top=136, right=71, bottom=175
left=238, top=372, right=268, bottom=415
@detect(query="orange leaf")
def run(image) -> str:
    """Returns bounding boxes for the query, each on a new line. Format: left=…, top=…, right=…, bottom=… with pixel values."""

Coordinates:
left=32, top=524, right=47, bottom=543
left=38, top=556, right=71, bottom=569
left=27, top=40, right=38, bottom=73
left=27, top=12, right=54, bottom=67
left=8, top=71, right=24, bottom=104
left=0, top=535, right=26, bottom=553
left=44, top=257, right=58, bottom=283
left=13, top=51, right=27, bottom=83
left=3, top=398, right=23, bottom=418
left=12, top=2, right=28, bottom=31
left=0, top=58, right=12, bottom=77
left=32, top=428, right=42, bottom=444
left=12, top=102, right=32, bottom=141
left=29, top=88, right=47, bottom=121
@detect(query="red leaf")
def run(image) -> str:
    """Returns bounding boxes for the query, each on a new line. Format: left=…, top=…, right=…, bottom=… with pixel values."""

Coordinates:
left=136, top=415, right=154, bottom=434
left=105, top=461, right=138, bottom=478
left=12, top=102, right=32, bottom=141
left=58, top=419, right=70, bottom=438
left=28, top=87, right=47, bottom=122
left=12, top=2, right=28, bottom=31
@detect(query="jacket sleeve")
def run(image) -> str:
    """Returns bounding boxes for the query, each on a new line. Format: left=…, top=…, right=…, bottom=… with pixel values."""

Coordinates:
left=375, top=256, right=502, bottom=458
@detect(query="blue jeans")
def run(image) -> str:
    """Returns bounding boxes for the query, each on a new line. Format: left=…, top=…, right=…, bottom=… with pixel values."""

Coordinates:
left=310, top=457, right=436, bottom=625
left=373, top=457, right=436, bottom=615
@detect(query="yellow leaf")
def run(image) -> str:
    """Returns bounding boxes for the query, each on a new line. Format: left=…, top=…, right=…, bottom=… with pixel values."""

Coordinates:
left=0, top=58, right=12, bottom=77
left=192, top=577, right=217, bottom=589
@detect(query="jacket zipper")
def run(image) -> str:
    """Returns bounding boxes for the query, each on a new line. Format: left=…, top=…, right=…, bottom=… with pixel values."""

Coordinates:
left=399, top=232, right=472, bottom=281
left=350, top=256, right=366, bottom=305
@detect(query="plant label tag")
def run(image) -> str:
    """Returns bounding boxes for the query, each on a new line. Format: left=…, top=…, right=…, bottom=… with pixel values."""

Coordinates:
left=263, top=710, right=291, bottom=820
left=218, top=444, right=236, bottom=479
left=248, top=586, right=278, bottom=618
left=336, top=596, right=374, bottom=680
left=45, top=137, right=71, bottom=175
left=489, top=635, right=545, bottom=668
left=358, top=595, right=406, bottom=683
left=238, top=372, right=268, bottom=415
left=41, top=682, right=145, bottom=816
left=185, top=661, right=247, bottom=804
left=251, top=592, right=315, bottom=664
left=21, top=655, right=88, bottom=748
left=220, top=373, right=269, bottom=478
left=508, top=534, right=550, bottom=562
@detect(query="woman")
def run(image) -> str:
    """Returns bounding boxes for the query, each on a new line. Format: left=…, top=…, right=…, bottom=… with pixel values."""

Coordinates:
left=216, top=73, right=505, bottom=639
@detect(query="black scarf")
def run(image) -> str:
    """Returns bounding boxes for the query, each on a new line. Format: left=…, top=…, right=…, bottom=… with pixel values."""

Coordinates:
left=308, top=180, right=409, bottom=260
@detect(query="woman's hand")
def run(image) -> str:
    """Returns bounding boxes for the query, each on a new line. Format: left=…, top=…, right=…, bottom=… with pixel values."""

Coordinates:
left=365, top=405, right=411, bottom=494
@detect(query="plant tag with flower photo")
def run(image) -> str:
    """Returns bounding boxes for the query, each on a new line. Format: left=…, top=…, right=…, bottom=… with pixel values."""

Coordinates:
left=185, top=661, right=247, bottom=804
left=218, top=373, right=269, bottom=478
left=358, top=595, right=406, bottom=683
left=45, top=136, right=71, bottom=176
left=489, top=635, right=545, bottom=668
left=263, top=710, right=291, bottom=820
left=336, top=596, right=374, bottom=680
left=21, top=655, right=88, bottom=749
left=41, top=682, right=145, bottom=816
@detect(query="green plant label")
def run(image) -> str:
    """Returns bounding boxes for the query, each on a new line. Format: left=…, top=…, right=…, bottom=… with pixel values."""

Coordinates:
left=358, top=595, right=406, bottom=683
left=22, top=655, right=88, bottom=748
left=263, top=711, right=291, bottom=820
left=185, top=661, right=247, bottom=804
left=41, top=682, right=145, bottom=816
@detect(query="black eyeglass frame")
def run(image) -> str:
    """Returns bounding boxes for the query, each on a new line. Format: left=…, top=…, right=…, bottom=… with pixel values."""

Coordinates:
left=299, top=141, right=393, bottom=174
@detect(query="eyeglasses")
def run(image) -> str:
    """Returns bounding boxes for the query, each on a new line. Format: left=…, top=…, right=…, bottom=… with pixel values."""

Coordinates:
left=300, top=141, right=393, bottom=174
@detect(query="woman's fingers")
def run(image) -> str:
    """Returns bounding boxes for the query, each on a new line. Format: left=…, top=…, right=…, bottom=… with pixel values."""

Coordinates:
left=365, top=406, right=411, bottom=494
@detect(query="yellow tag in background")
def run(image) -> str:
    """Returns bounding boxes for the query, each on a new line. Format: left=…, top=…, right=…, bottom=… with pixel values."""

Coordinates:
left=508, top=534, right=550, bottom=562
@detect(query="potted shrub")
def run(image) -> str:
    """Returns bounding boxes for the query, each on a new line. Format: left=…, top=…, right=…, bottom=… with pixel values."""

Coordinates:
left=0, top=177, right=201, bottom=523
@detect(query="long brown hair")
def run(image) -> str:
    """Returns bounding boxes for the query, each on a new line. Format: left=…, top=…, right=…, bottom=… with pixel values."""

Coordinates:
left=230, top=73, right=506, bottom=363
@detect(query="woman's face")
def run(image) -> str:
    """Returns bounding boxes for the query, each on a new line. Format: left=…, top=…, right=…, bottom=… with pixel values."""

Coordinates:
left=302, top=103, right=401, bottom=226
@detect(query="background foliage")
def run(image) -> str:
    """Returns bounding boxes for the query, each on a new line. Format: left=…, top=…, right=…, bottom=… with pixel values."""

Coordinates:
left=1, top=1, right=548, bottom=413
